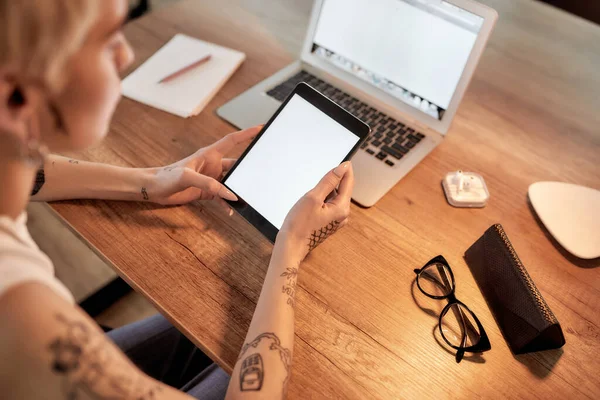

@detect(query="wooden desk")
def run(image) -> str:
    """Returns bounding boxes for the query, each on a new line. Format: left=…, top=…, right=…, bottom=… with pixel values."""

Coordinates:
left=51, top=0, right=600, bottom=397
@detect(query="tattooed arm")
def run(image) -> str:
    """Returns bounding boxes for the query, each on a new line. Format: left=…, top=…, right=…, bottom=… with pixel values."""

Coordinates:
left=29, top=127, right=259, bottom=206
left=29, top=154, right=157, bottom=202
left=225, top=162, right=354, bottom=400
left=0, top=282, right=197, bottom=400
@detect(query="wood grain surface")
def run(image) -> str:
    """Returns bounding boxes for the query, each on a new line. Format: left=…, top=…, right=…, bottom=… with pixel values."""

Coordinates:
left=50, top=0, right=600, bottom=398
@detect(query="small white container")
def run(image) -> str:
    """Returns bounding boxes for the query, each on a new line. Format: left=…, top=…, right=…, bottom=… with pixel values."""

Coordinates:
left=442, top=170, right=489, bottom=208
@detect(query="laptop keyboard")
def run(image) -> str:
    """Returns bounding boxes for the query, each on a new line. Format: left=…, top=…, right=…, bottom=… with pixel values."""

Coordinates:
left=266, top=71, right=425, bottom=166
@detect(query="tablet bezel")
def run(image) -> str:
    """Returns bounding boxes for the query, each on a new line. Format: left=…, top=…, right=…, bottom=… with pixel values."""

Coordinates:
left=221, top=82, right=370, bottom=243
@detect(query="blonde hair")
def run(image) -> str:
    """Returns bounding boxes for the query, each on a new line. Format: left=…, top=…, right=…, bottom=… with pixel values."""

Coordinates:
left=0, top=0, right=98, bottom=93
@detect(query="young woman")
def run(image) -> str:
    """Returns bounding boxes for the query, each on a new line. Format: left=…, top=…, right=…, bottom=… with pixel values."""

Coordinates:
left=0, top=1, right=354, bottom=399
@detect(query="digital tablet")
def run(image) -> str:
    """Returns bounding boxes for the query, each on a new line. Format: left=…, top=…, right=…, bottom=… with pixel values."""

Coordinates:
left=222, top=83, right=370, bottom=242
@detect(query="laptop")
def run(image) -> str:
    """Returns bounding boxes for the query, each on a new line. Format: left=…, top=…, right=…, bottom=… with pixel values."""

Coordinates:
left=217, top=0, right=498, bottom=207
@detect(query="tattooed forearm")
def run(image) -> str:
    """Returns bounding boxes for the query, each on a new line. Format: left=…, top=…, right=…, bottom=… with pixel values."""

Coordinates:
left=308, top=220, right=340, bottom=252
left=237, top=333, right=292, bottom=396
left=31, top=168, right=45, bottom=196
left=141, top=187, right=149, bottom=201
left=48, top=313, right=162, bottom=400
left=68, top=159, right=79, bottom=164
left=280, top=267, right=298, bottom=309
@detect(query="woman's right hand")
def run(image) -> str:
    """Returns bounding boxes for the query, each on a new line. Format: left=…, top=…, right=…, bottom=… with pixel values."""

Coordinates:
left=276, top=161, right=354, bottom=261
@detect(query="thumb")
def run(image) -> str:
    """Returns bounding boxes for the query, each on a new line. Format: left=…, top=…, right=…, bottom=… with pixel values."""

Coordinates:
left=180, top=170, right=238, bottom=201
left=310, top=161, right=351, bottom=200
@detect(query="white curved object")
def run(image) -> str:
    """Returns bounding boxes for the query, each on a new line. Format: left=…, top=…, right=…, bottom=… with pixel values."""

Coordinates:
left=529, top=182, right=600, bottom=259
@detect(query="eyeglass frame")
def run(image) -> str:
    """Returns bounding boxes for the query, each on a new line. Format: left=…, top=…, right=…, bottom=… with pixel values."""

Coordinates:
left=413, top=255, right=491, bottom=363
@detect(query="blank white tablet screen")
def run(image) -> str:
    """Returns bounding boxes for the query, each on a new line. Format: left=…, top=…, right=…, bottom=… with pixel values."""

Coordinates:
left=225, top=94, right=360, bottom=229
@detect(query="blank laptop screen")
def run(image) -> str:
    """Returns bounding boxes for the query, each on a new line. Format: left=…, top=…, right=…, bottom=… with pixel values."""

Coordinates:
left=312, top=0, right=484, bottom=120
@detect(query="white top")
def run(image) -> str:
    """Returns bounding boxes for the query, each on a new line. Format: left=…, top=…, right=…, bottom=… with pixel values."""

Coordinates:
left=0, top=213, right=74, bottom=303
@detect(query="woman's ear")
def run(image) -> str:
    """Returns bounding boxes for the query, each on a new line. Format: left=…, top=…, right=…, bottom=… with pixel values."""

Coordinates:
left=0, top=73, right=42, bottom=135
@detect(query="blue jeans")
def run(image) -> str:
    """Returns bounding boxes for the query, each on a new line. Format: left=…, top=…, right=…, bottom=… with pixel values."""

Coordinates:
left=107, top=314, right=229, bottom=399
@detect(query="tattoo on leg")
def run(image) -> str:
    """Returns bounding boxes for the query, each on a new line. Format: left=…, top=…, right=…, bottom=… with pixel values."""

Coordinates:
left=48, top=313, right=162, bottom=400
left=240, top=353, right=264, bottom=391
left=31, top=168, right=45, bottom=196
left=280, top=267, right=298, bottom=309
left=141, top=187, right=149, bottom=201
left=238, top=333, right=291, bottom=396
left=308, top=220, right=340, bottom=252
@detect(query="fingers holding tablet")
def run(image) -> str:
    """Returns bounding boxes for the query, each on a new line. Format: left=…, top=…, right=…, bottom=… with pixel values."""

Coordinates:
left=310, top=161, right=350, bottom=199
left=180, top=170, right=238, bottom=201
left=211, top=125, right=263, bottom=154
left=317, top=162, right=354, bottom=208
left=221, top=158, right=237, bottom=176
left=278, top=162, right=355, bottom=259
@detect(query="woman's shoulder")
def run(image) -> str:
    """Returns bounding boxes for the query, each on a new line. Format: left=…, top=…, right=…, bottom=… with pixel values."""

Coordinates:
left=0, top=212, right=74, bottom=304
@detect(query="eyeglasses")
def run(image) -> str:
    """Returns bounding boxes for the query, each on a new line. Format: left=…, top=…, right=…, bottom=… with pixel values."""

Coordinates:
left=414, top=255, right=491, bottom=363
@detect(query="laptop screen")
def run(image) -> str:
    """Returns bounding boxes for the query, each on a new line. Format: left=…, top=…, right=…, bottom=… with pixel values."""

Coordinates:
left=312, top=0, right=484, bottom=120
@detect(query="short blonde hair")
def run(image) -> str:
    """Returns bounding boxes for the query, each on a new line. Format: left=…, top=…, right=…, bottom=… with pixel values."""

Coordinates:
left=0, top=0, right=98, bottom=92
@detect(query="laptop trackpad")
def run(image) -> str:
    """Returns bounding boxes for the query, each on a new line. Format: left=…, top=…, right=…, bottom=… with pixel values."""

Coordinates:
left=217, top=91, right=281, bottom=130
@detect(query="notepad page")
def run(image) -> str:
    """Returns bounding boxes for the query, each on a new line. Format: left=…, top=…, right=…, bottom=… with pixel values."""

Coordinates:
left=122, top=34, right=245, bottom=117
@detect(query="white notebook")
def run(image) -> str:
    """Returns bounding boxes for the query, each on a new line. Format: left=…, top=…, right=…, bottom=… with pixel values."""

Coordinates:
left=122, top=34, right=246, bottom=118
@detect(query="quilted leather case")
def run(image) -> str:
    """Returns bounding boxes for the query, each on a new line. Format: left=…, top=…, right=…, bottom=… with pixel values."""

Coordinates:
left=464, top=224, right=565, bottom=354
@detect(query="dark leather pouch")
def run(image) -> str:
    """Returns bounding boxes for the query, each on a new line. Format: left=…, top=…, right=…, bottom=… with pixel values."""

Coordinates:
left=464, top=224, right=565, bottom=354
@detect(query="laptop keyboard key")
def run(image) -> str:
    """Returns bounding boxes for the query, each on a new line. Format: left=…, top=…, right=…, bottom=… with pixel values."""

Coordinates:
left=366, top=148, right=375, bottom=155
left=376, top=151, right=387, bottom=160
left=392, top=142, right=409, bottom=154
left=407, top=134, right=421, bottom=142
left=381, top=145, right=403, bottom=159
left=385, top=159, right=395, bottom=166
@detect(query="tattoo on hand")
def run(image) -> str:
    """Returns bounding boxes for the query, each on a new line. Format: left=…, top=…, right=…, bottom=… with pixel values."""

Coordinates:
left=280, top=267, right=298, bottom=309
left=238, top=333, right=291, bottom=396
left=68, top=159, right=79, bottom=164
left=308, top=220, right=340, bottom=252
left=48, top=313, right=162, bottom=399
left=31, top=168, right=45, bottom=196
left=141, top=187, right=149, bottom=201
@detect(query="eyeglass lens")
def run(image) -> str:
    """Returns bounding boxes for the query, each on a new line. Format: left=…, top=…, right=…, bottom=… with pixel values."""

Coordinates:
left=418, top=262, right=454, bottom=297
left=440, top=303, right=482, bottom=348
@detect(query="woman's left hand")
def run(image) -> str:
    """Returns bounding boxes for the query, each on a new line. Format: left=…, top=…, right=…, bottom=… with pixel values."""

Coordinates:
left=144, top=126, right=261, bottom=209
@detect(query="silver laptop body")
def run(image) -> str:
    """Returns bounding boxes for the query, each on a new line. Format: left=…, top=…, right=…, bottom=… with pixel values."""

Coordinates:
left=218, top=0, right=498, bottom=207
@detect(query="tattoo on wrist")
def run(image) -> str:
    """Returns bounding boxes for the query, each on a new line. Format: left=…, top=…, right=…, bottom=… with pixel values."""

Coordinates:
left=238, top=333, right=291, bottom=396
left=31, top=168, right=45, bottom=196
left=163, top=166, right=176, bottom=172
left=48, top=313, right=162, bottom=399
left=68, top=159, right=79, bottom=164
left=280, top=267, right=298, bottom=309
left=141, top=187, right=149, bottom=201
left=308, top=220, right=340, bottom=252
